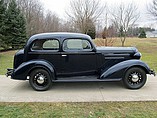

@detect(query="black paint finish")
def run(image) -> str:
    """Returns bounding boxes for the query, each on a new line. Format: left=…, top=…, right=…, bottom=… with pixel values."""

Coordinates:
left=8, top=32, right=154, bottom=82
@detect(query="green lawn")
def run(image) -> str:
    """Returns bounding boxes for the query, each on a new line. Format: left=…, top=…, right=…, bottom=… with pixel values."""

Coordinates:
left=0, top=102, right=157, bottom=118
left=0, top=50, right=16, bottom=75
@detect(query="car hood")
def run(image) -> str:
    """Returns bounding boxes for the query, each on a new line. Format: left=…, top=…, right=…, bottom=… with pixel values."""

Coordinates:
left=96, top=47, right=138, bottom=54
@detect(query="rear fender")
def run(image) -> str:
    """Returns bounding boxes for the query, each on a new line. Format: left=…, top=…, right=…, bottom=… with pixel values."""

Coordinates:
left=100, top=60, right=151, bottom=79
left=11, top=60, right=55, bottom=80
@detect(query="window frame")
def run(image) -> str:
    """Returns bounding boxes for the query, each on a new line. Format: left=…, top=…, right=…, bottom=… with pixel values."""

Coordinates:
left=31, top=38, right=60, bottom=52
left=62, top=38, right=93, bottom=52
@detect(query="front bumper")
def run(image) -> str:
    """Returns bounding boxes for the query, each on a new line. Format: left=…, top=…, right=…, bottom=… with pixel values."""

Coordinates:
left=150, top=69, right=156, bottom=76
left=6, top=69, right=14, bottom=77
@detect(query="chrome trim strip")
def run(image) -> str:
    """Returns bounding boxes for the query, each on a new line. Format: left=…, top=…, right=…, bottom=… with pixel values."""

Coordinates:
left=105, top=57, right=125, bottom=59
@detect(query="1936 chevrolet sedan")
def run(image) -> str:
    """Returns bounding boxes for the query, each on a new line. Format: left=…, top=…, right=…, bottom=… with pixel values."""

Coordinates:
left=6, top=32, right=155, bottom=91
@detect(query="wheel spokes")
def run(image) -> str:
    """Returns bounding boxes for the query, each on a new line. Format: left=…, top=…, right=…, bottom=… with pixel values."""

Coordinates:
left=33, top=72, right=48, bottom=87
left=128, top=71, right=143, bottom=85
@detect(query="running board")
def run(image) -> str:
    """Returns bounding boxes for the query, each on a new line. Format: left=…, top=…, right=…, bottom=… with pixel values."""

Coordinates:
left=52, top=77, right=122, bottom=83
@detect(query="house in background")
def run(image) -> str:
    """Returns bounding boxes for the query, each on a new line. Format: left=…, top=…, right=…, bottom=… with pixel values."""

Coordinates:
left=146, top=30, right=157, bottom=38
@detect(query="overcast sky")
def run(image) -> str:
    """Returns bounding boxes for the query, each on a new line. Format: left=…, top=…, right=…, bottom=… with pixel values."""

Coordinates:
left=40, top=0, right=156, bottom=28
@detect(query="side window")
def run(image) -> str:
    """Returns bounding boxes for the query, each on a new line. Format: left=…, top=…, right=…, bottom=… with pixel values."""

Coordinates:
left=32, top=39, right=59, bottom=51
left=32, top=40, right=43, bottom=50
left=43, top=40, right=59, bottom=50
left=63, top=39, right=92, bottom=51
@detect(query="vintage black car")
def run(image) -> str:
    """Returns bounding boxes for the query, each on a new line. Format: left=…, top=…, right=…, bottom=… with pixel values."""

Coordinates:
left=6, top=32, right=155, bottom=91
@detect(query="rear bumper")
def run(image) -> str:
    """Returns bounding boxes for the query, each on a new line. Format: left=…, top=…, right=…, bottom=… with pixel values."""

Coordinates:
left=6, top=69, right=14, bottom=77
left=6, top=68, right=28, bottom=80
left=150, top=69, right=156, bottom=76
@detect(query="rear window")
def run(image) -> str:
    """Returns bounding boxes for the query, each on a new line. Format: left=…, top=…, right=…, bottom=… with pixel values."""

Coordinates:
left=32, top=39, right=59, bottom=51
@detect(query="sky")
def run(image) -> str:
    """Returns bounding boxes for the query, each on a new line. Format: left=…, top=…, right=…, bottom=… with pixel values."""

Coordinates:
left=40, top=0, right=155, bottom=28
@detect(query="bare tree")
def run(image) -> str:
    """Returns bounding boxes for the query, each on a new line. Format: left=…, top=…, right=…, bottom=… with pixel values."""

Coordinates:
left=16, top=0, right=67, bottom=36
left=43, top=11, right=61, bottom=32
left=111, top=3, right=140, bottom=46
left=147, top=0, right=157, bottom=20
left=66, top=0, right=105, bottom=34
left=60, top=19, right=78, bottom=32
left=16, top=0, right=45, bottom=36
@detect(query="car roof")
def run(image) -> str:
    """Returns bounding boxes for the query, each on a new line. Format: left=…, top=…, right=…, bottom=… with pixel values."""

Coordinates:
left=25, top=32, right=96, bottom=52
left=29, top=32, right=91, bottom=41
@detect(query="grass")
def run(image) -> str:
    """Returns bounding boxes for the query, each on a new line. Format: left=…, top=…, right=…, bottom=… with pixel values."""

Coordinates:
left=0, top=102, right=157, bottom=117
left=0, top=50, right=16, bottom=75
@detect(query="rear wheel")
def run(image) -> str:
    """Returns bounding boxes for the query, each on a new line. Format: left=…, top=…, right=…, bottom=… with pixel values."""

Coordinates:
left=123, top=67, right=147, bottom=89
left=29, top=69, right=52, bottom=91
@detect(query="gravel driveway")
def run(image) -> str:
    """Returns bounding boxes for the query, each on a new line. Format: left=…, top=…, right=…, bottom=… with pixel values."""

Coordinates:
left=0, top=75, right=156, bottom=102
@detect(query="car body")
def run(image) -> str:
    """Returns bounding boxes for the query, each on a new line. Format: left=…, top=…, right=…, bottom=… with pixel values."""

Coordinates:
left=6, top=32, right=155, bottom=91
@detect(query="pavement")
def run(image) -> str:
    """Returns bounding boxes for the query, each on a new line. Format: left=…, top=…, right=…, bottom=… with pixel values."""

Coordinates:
left=0, top=75, right=157, bottom=102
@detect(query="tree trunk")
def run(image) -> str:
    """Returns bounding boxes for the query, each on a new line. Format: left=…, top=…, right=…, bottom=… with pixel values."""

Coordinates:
left=122, top=35, right=126, bottom=47
left=122, top=40, right=125, bottom=47
left=105, top=38, right=108, bottom=46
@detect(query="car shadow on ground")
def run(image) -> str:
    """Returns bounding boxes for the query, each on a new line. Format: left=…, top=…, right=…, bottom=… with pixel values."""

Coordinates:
left=14, top=81, right=124, bottom=91
left=52, top=82, right=124, bottom=90
left=13, top=81, right=33, bottom=91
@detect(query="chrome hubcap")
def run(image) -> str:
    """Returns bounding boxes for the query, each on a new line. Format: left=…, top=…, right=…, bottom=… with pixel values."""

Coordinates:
left=36, top=75, right=45, bottom=84
left=131, top=74, right=139, bottom=82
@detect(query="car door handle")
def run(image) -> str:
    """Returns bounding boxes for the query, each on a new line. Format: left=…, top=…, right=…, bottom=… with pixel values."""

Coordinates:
left=62, top=55, right=67, bottom=57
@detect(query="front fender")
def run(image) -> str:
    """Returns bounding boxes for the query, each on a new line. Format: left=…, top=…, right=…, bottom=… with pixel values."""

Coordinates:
left=11, top=60, right=55, bottom=80
left=100, top=60, right=151, bottom=79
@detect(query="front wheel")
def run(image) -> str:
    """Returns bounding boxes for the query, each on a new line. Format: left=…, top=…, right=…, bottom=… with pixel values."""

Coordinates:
left=123, top=67, right=147, bottom=89
left=29, top=69, right=52, bottom=91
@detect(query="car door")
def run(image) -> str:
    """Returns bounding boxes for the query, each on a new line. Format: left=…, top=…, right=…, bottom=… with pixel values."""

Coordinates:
left=60, top=38, right=97, bottom=76
left=28, top=39, right=62, bottom=73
